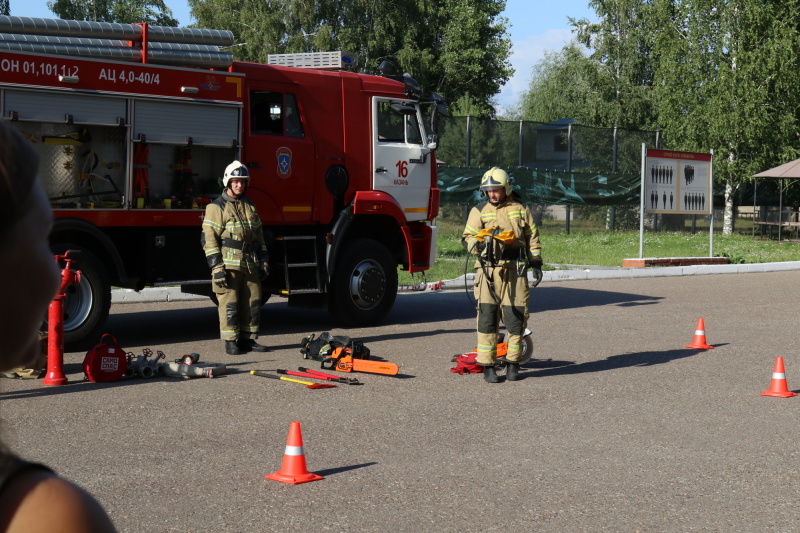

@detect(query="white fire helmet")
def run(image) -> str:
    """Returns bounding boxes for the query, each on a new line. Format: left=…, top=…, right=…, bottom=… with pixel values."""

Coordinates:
left=479, top=167, right=511, bottom=196
left=223, top=160, right=249, bottom=187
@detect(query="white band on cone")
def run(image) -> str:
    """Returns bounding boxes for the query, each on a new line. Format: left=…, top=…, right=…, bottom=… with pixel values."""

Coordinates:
left=284, top=445, right=304, bottom=456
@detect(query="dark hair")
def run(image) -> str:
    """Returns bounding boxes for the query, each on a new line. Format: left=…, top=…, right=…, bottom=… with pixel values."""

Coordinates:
left=0, top=121, right=40, bottom=228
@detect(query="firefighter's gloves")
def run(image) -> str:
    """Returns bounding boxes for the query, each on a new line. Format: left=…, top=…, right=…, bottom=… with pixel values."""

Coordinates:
left=472, top=240, right=486, bottom=255
left=212, top=264, right=228, bottom=289
left=528, top=258, right=543, bottom=287
left=260, top=260, right=269, bottom=279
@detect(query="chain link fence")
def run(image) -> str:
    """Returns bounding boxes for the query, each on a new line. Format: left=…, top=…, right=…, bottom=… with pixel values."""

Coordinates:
left=433, top=116, right=789, bottom=236
left=433, top=115, right=663, bottom=232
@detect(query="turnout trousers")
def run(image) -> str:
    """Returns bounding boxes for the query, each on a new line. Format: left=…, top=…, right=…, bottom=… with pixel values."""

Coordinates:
left=215, top=269, right=262, bottom=341
left=473, top=261, right=530, bottom=366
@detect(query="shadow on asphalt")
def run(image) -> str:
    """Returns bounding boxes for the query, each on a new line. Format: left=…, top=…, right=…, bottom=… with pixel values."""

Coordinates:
left=313, top=462, right=378, bottom=477
left=89, top=285, right=662, bottom=353
left=532, top=286, right=663, bottom=312
left=519, top=347, right=700, bottom=378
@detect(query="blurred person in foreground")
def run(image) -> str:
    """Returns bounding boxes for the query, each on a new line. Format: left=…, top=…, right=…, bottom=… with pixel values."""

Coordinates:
left=0, top=120, right=117, bottom=532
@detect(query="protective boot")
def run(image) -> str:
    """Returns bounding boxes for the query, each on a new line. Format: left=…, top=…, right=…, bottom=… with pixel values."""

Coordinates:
left=506, top=362, right=521, bottom=381
left=239, top=339, right=269, bottom=352
left=225, top=340, right=240, bottom=355
left=483, top=364, right=500, bottom=383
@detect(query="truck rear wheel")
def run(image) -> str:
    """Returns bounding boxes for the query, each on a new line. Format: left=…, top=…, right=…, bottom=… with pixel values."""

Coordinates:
left=329, top=239, right=397, bottom=326
left=52, top=247, right=112, bottom=351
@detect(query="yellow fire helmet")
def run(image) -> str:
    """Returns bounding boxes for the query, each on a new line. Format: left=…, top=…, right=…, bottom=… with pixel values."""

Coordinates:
left=479, top=167, right=511, bottom=196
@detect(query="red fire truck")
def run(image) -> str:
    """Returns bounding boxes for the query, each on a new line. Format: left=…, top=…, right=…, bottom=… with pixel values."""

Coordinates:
left=0, top=16, right=445, bottom=347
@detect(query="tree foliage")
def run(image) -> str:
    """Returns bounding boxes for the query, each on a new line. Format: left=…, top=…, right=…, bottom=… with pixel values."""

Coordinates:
left=518, top=0, right=800, bottom=233
left=47, top=0, right=178, bottom=25
left=651, top=0, right=800, bottom=231
left=186, top=0, right=513, bottom=117
left=517, top=43, right=612, bottom=126
left=570, top=0, right=658, bottom=130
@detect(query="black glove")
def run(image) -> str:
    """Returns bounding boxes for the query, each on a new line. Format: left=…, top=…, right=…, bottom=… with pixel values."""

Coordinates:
left=260, top=260, right=269, bottom=279
left=528, top=258, right=543, bottom=287
left=212, top=265, right=227, bottom=289
left=473, top=240, right=486, bottom=254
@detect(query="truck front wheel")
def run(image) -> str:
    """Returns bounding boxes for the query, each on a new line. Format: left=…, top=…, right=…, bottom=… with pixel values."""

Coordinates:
left=329, top=239, right=397, bottom=326
left=52, top=247, right=112, bottom=350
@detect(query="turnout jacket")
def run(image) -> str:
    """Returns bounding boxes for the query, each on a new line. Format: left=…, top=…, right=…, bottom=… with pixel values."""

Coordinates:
left=462, top=196, right=542, bottom=265
left=202, top=191, right=268, bottom=273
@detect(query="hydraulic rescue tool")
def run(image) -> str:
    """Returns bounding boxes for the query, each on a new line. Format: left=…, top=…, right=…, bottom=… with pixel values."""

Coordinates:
left=250, top=370, right=336, bottom=389
left=288, top=367, right=361, bottom=385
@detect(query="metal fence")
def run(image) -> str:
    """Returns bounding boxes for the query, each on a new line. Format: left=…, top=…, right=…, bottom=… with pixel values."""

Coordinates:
left=432, top=116, right=664, bottom=232
left=435, top=115, right=660, bottom=207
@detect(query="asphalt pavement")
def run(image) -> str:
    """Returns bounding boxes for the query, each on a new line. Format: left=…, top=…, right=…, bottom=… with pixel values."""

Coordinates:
left=3, top=265, right=800, bottom=532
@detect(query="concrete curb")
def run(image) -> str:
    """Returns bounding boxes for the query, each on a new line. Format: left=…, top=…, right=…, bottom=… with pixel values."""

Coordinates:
left=437, top=260, right=800, bottom=290
left=112, top=260, right=800, bottom=303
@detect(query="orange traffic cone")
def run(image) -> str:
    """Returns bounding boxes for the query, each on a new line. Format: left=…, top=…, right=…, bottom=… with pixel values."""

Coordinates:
left=685, top=318, right=714, bottom=349
left=761, top=357, right=798, bottom=398
left=265, top=421, right=324, bottom=484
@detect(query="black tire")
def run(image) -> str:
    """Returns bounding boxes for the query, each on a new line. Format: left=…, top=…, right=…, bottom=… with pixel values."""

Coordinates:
left=329, top=238, right=397, bottom=326
left=51, top=247, right=112, bottom=351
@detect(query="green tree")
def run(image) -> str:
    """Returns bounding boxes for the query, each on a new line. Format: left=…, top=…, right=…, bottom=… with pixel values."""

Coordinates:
left=516, top=42, right=612, bottom=125
left=1, top=0, right=8, bottom=16
left=570, top=0, right=658, bottom=130
left=651, top=0, right=800, bottom=234
left=187, top=0, right=513, bottom=117
left=48, top=0, right=178, bottom=25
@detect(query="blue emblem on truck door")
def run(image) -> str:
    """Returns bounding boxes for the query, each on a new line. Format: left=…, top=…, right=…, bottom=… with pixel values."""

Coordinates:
left=277, top=147, right=292, bottom=178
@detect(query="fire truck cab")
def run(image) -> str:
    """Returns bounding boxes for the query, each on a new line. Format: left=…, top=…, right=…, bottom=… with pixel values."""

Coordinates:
left=0, top=16, right=443, bottom=347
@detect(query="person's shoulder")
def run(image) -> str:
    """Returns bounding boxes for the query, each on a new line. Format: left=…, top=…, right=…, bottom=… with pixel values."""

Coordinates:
left=0, top=469, right=117, bottom=533
left=204, top=196, right=227, bottom=214
left=474, top=200, right=490, bottom=212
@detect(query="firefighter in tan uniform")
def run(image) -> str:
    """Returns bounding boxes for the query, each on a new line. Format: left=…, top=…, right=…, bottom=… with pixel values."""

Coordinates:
left=462, top=167, right=542, bottom=383
left=202, top=161, right=269, bottom=355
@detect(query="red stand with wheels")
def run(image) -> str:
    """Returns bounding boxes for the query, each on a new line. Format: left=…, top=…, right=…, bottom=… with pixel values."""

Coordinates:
left=43, top=252, right=81, bottom=386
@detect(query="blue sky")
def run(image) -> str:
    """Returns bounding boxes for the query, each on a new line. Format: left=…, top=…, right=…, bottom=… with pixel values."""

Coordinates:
left=8, top=0, right=596, bottom=112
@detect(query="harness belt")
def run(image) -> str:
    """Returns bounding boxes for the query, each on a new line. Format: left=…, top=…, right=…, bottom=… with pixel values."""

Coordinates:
left=499, top=248, right=523, bottom=260
left=222, top=238, right=259, bottom=253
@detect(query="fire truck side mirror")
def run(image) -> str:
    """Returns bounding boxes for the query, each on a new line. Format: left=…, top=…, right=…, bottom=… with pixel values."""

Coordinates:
left=426, top=134, right=438, bottom=151
left=378, top=60, right=395, bottom=76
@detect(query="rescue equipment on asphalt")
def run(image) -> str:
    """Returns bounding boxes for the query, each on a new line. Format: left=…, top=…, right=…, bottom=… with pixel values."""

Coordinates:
left=450, top=352, right=483, bottom=374
left=45, top=250, right=81, bottom=386
left=161, top=361, right=225, bottom=379
left=300, top=332, right=397, bottom=375
left=450, top=329, right=534, bottom=374
left=250, top=370, right=336, bottom=389
left=82, top=333, right=127, bottom=383
left=298, top=366, right=361, bottom=385
left=279, top=368, right=360, bottom=385
left=321, top=347, right=400, bottom=375
left=177, top=353, right=201, bottom=365
left=300, top=332, right=361, bottom=361
left=124, top=348, right=165, bottom=378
